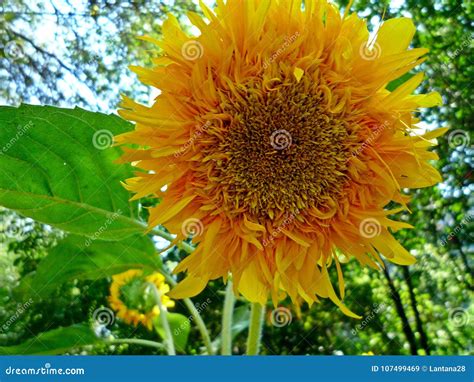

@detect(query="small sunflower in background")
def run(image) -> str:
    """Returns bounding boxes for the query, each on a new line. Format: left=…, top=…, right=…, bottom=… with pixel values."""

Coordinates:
left=117, top=0, right=444, bottom=316
left=109, top=270, right=175, bottom=330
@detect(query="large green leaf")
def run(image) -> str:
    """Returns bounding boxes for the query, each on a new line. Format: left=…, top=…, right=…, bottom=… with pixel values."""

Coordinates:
left=21, top=234, right=160, bottom=298
left=0, top=104, right=144, bottom=240
left=154, top=312, right=191, bottom=353
left=0, top=324, right=99, bottom=355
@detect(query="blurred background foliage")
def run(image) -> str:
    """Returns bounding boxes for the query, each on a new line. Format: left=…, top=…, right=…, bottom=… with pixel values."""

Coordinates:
left=0, top=0, right=472, bottom=355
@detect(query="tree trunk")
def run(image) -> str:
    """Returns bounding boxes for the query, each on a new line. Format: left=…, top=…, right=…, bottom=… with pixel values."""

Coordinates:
left=381, top=263, right=419, bottom=355
left=402, top=267, right=431, bottom=355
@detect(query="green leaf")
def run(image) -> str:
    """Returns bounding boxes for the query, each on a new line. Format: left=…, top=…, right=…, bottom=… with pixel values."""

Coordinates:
left=0, top=104, right=144, bottom=240
left=154, top=312, right=191, bottom=353
left=21, top=234, right=161, bottom=298
left=386, top=72, right=415, bottom=92
left=230, top=304, right=251, bottom=339
left=0, top=324, right=99, bottom=355
left=211, top=304, right=250, bottom=351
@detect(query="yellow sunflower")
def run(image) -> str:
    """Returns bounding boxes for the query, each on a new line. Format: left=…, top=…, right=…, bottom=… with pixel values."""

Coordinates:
left=117, top=0, right=445, bottom=317
left=108, top=269, right=175, bottom=330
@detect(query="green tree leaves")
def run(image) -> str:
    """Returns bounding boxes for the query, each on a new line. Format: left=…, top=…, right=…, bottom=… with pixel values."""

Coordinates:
left=0, top=105, right=144, bottom=240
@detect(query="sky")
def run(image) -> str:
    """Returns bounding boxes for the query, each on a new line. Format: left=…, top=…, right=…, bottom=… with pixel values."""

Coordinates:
left=12, top=0, right=410, bottom=112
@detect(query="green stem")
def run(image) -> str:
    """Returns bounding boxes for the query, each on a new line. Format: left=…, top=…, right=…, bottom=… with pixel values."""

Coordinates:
left=150, top=228, right=195, bottom=253
left=150, top=283, right=176, bottom=355
left=107, top=338, right=165, bottom=350
left=164, top=274, right=214, bottom=355
left=221, top=279, right=235, bottom=355
left=182, top=297, right=214, bottom=355
left=246, top=302, right=265, bottom=355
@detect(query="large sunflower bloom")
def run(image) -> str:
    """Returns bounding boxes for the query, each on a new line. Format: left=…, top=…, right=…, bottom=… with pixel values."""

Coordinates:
left=109, top=270, right=175, bottom=330
left=117, top=0, right=444, bottom=317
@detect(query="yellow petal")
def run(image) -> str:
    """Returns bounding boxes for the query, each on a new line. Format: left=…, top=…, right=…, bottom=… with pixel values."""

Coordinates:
left=376, top=18, right=416, bottom=56
left=293, top=67, right=304, bottom=82
left=168, top=276, right=208, bottom=299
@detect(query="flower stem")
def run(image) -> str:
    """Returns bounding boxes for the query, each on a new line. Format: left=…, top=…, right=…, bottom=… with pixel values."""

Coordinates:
left=221, top=279, right=235, bottom=355
left=182, top=297, right=214, bottom=355
left=164, top=274, right=214, bottom=354
left=107, top=338, right=164, bottom=350
left=150, top=228, right=195, bottom=253
left=246, top=302, right=265, bottom=355
left=149, top=283, right=176, bottom=355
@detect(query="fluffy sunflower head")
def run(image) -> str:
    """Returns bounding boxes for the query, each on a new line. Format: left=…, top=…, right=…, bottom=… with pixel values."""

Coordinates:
left=108, top=269, right=175, bottom=330
left=117, top=0, right=444, bottom=317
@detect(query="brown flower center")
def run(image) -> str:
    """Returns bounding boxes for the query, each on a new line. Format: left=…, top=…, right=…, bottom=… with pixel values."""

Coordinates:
left=211, top=77, right=353, bottom=220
